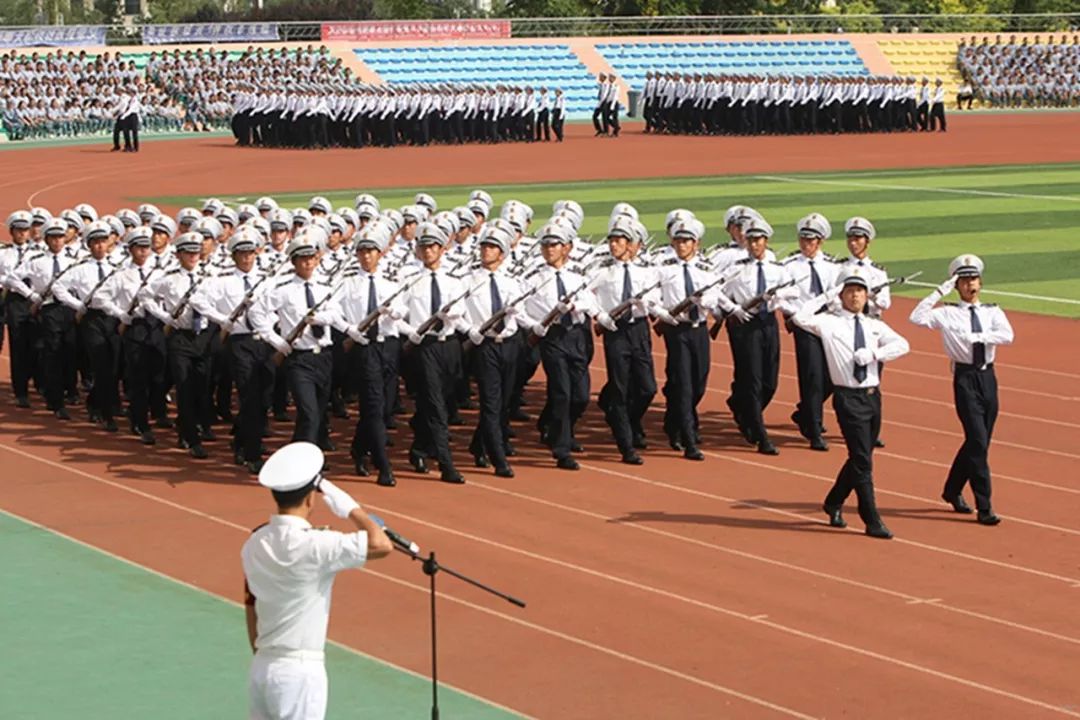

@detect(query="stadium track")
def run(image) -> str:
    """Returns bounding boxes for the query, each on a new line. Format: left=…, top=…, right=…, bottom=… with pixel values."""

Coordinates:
left=2, top=111, right=1080, bottom=718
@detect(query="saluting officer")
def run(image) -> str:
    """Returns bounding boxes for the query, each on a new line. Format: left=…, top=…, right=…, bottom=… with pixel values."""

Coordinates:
left=781, top=213, right=841, bottom=451
left=791, top=269, right=910, bottom=539
left=249, top=228, right=341, bottom=451
left=463, top=221, right=524, bottom=478
left=1, top=211, right=39, bottom=407
left=525, top=222, right=605, bottom=471
left=594, top=215, right=661, bottom=464
left=400, top=221, right=468, bottom=484
left=717, top=216, right=796, bottom=456
left=909, top=255, right=1013, bottom=526
left=334, top=222, right=403, bottom=488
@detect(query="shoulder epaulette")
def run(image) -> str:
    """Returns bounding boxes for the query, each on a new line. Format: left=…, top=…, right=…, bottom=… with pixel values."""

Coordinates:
left=785, top=249, right=801, bottom=258
left=275, top=278, right=293, bottom=289
left=769, top=261, right=784, bottom=266
left=166, top=268, right=182, bottom=275
left=661, top=257, right=680, bottom=266
left=596, top=258, right=616, bottom=270
left=736, top=257, right=753, bottom=265
left=871, top=261, right=886, bottom=271
left=983, top=303, right=997, bottom=307
left=219, top=270, right=237, bottom=277
left=250, top=522, right=268, bottom=534
left=522, top=267, right=542, bottom=281
left=821, top=252, right=838, bottom=262
left=694, top=260, right=712, bottom=272
left=943, top=302, right=958, bottom=307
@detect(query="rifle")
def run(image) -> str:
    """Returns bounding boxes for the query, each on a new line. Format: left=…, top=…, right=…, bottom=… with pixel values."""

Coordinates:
left=117, top=265, right=161, bottom=336
left=528, top=276, right=597, bottom=346
left=710, top=277, right=797, bottom=339
left=75, top=264, right=124, bottom=322
left=30, top=257, right=92, bottom=315
left=218, top=259, right=291, bottom=341
left=272, top=276, right=348, bottom=366
left=595, top=280, right=662, bottom=336
left=872, top=270, right=922, bottom=294
left=402, top=278, right=485, bottom=352
left=653, top=275, right=728, bottom=337
left=341, top=273, right=425, bottom=352
left=462, top=278, right=552, bottom=352
left=162, top=269, right=211, bottom=337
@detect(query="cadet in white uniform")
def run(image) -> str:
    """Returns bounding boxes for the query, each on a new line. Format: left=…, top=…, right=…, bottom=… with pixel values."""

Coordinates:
left=243, top=442, right=392, bottom=720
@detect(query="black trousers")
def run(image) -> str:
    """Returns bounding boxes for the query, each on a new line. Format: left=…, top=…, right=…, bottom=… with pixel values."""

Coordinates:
left=80, top=310, right=120, bottom=421
left=122, top=318, right=167, bottom=433
left=540, top=324, right=591, bottom=460
left=410, top=336, right=463, bottom=468
left=825, top=386, right=884, bottom=525
left=727, top=312, right=780, bottom=443
left=536, top=109, right=550, bottom=141
left=944, top=365, right=998, bottom=511
left=662, top=323, right=709, bottom=449
left=552, top=110, right=564, bottom=142
left=229, top=335, right=273, bottom=463
left=286, top=348, right=332, bottom=445
left=167, top=329, right=211, bottom=447
left=792, top=326, right=833, bottom=439
left=349, top=339, right=394, bottom=472
left=599, top=320, right=657, bottom=453
left=592, top=103, right=608, bottom=134
left=4, top=294, right=36, bottom=400
left=929, top=102, right=947, bottom=131
left=122, top=115, right=139, bottom=151
left=511, top=329, right=541, bottom=418
left=471, top=336, right=521, bottom=467
left=39, top=303, right=76, bottom=410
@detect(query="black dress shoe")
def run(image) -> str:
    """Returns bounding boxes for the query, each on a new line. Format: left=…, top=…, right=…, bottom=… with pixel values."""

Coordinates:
left=668, top=437, right=685, bottom=452
left=632, top=434, right=648, bottom=450
left=737, top=424, right=757, bottom=446
left=234, top=449, right=245, bottom=466
left=155, top=416, right=174, bottom=429
left=865, top=521, right=893, bottom=539
left=570, top=441, right=584, bottom=453
left=494, top=465, right=515, bottom=478
left=177, top=437, right=191, bottom=450
left=353, top=459, right=370, bottom=477
left=199, top=427, right=217, bottom=442
left=409, top=452, right=429, bottom=474
left=873, top=438, right=886, bottom=448
left=440, top=466, right=465, bottom=484
left=247, top=460, right=265, bottom=475
left=556, top=457, right=580, bottom=471
left=683, top=447, right=704, bottom=461
left=621, top=451, right=644, bottom=465
left=977, top=510, right=1001, bottom=526
left=138, top=430, right=156, bottom=445
left=15, top=396, right=30, bottom=408
left=102, top=418, right=118, bottom=432
left=757, top=439, right=779, bottom=456
left=809, top=437, right=829, bottom=452
left=823, top=505, right=847, bottom=528
left=510, top=409, right=532, bottom=422
left=54, top=408, right=71, bottom=421
left=505, top=443, right=517, bottom=457
left=942, top=493, right=974, bottom=514
left=377, top=469, right=397, bottom=487
left=473, top=453, right=490, bottom=469
left=189, top=444, right=209, bottom=460
left=320, top=438, right=337, bottom=452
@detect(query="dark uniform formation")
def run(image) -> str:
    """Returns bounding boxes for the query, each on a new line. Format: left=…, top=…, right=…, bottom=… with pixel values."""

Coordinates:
left=2, top=197, right=1012, bottom=539
left=641, top=72, right=948, bottom=135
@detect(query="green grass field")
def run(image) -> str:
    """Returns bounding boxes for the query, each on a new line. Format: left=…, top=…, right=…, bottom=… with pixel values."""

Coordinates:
left=153, top=162, right=1080, bottom=318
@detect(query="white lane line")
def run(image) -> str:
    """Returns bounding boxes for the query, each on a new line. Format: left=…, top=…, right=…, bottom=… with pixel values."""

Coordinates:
left=753, top=174, right=1080, bottom=203
left=0, top=444, right=815, bottom=719
left=0, top=507, right=534, bottom=720
left=906, top=281, right=1080, bottom=306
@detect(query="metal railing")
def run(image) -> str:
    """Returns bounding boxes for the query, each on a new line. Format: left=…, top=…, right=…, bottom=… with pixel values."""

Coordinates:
left=1, top=14, right=1077, bottom=47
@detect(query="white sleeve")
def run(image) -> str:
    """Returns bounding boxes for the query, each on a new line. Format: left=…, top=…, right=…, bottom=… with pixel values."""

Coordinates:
left=984, top=307, right=1015, bottom=347
left=873, top=321, right=910, bottom=363
left=908, top=291, right=944, bottom=329
left=311, top=529, right=367, bottom=574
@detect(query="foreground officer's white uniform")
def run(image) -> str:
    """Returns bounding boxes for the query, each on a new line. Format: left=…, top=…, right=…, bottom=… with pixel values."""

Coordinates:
left=242, top=442, right=392, bottom=720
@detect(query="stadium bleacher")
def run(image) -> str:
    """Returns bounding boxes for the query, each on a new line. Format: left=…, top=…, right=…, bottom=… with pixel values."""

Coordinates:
left=353, top=44, right=598, bottom=116
left=597, top=39, right=869, bottom=90
left=877, top=38, right=966, bottom=104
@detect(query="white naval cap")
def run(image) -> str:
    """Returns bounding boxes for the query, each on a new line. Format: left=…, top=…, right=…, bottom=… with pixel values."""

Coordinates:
left=608, top=215, right=646, bottom=244
left=292, top=208, right=312, bottom=228
left=414, top=192, right=437, bottom=213
left=84, top=220, right=111, bottom=242
left=151, top=214, right=178, bottom=238
left=60, top=209, right=84, bottom=232
left=453, top=206, right=475, bottom=231
left=552, top=199, right=582, bottom=222
left=42, top=218, right=67, bottom=236
left=173, top=232, right=203, bottom=254
left=466, top=199, right=489, bottom=219
left=948, top=253, right=984, bottom=278
left=400, top=205, right=424, bottom=224
left=193, top=216, right=223, bottom=241
left=742, top=216, right=774, bottom=239
left=381, top=209, right=403, bottom=234
left=269, top=208, right=293, bottom=231
left=432, top=211, right=460, bottom=241
left=258, top=441, right=324, bottom=492
left=256, top=196, right=279, bottom=212
left=216, top=207, right=239, bottom=227
left=327, top=213, right=347, bottom=234
left=74, top=203, right=98, bottom=223
left=665, top=208, right=695, bottom=232
left=797, top=212, right=832, bottom=241
left=116, top=208, right=140, bottom=228
left=354, top=223, right=388, bottom=251
left=416, top=222, right=449, bottom=247
left=237, top=204, right=259, bottom=223
left=228, top=226, right=261, bottom=253
left=609, top=202, right=639, bottom=224
left=479, top=223, right=512, bottom=254
left=246, top=216, right=272, bottom=240
left=841, top=267, right=870, bottom=289
left=103, top=215, right=126, bottom=237
left=31, top=207, right=52, bottom=225
left=125, top=226, right=153, bottom=248
left=355, top=202, right=379, bottom=220
left=469, top=189, right=493, bottom=210
left=201, top=198, right=224, bottom=215
left=501, top=200, right=534, bottom=225
left=309, top=195, right=333, bottom=215
left=844, top=216, right=876, bottom=241
left=176, top=207, right=201, bottom=227
left=538, top=222, right=572, bottom=245
left=6, top=210, right=32, bottom=230
left=138, top=203, right=161, bottom=222
left=670, top=218, right=704, bottom=242
left=354, top=193, right=380, bottom=212
left=339, top=208, right=359, bottom=229
left=286, top=231, right=321, bottom=258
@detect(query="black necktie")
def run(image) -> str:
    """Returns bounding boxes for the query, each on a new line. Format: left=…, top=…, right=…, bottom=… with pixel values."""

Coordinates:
left=305, top=281, right=324, bottom=339
left=808, top=260, right=822, bottom=295
left=556, top=271, right=572, bottom=328
left=970, top=306, right=986, bottom=367
left=190, top=273, right=202, bottom=332
left=430, top=272, right=443, bottom=333
left=683, top=264, right=699, bottom=322
left=621, top=263, right=632, bottom=302
left=853, top=315, right=867, bottom=383
left=756, top=261, right=767, bottom=315
left=490, top=273, right=505, bottom=333
left=97, top=261, right=105, bottom=283
left=139, top=267, right=145, bottom=282
left=366, top=276, right=378, bottom=341
left=52, top=255, right=60, bottom=277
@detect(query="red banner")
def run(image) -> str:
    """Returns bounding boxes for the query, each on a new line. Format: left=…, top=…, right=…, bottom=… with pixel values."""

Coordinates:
left=321, top=20, right=511, bottom=42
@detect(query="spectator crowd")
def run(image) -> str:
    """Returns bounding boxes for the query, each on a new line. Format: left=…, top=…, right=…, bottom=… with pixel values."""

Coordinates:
left=957, top=34, right=1080, bottom=109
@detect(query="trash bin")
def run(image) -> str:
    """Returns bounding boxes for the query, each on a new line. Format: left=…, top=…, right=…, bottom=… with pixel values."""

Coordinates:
left=627, top=89, right=641, bottom=118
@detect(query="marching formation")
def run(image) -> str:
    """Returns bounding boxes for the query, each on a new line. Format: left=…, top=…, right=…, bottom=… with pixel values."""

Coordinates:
left=1, top=193, right=1012, bottom=538
left=641, top=72, right=949, bottom=135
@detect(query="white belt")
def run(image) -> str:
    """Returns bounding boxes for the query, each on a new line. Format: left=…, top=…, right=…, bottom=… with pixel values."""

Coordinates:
left=256, top=647, right=325, bottom=662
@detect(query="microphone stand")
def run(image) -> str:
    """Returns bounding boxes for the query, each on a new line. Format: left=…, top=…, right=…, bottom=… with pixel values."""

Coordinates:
left=394, top=545, right=526, bottom=720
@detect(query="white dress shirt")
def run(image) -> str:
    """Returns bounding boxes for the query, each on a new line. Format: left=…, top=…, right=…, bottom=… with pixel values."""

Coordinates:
left=53, top=257, right=122, bottom=314
left=591, top=259, right=661, bottom=322
left=523, top=263, right=599, bottom=327
left=333, top=271, right=406, bottom=340
left=718, top=257, right=796, bottom=314
left=249, top=274, right=340, bottom=351
left=839, top=256, right=890, bottom=316
left=909, top=296, right=1014, bottom=368
left=780, top=251, right=842, bottom=315
left=142, top=267, right=213, bottom=330
left=400, top=266, right=467, bottom=340
left=21, top=250, right=82, bottom=304
left=241, top=515, right=367, bottom=654
left=463, top=267, right=525, bottom=340
left=793, top=304, right=910, bottom=388
left=102, top=262, right=158, bottom=320
left=190, top=267, right=268, bottom=335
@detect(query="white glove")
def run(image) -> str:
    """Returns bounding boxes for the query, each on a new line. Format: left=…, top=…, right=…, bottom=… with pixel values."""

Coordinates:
left=407, top=331, right=423, bottom=345
left=630, top=297, right=646, bottom=310
left=936, top=275, right=957, bottom=296
left=532, top=323, right=548, bottom=338
left=654, top=308, right=677, bottom=326
left=555, top=301, right=573, bottom=314
left=317, top=478, right=360, bottom=519
left=218, top=319, right=234, bottom=334
left=597, top=312, right=617, bottom=333
left=853, top=348, right=875, bottom=366
left=118, top=312, right=133, bottom=326
left=504, top=304, right=520, bottom=318
left=965, top=332, right=985, bottom=345
left=312, top=310, right=335, bottom=327
left=468, top=328, right=485, bottom=345
left=377, top=305, right=399, bottom=320
left=347, top=328, right=369, bottom=346
left=435, top=309, right=452, bottom=323
left=271, top=337, right=292, bottom=356
left=75, top=301, right=87, bottom=315
left=29, top=292, right=42, bottom=305
left=728, top=306, right=753, bottom=323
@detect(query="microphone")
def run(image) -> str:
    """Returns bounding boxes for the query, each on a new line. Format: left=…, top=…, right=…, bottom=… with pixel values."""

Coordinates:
left=368, top=514, right=420, bottom=555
